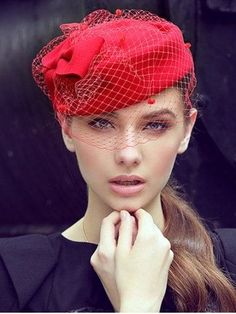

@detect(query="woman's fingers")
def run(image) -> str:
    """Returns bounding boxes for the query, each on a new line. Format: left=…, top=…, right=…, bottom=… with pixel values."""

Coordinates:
left=99, top=211, right=121, bottom=247
left=134, top=208, right=164, bottom=235
left=114, top=209, right=173, bottom=312
left=133, top=209, right=159, bottom=243
left=135, top=209, right=172, bottom=256
left=116, top=211, right=134, bottom=254
left=131, top=215, right=138, bottom=245
left=91, top=208, right=173, bottom=312
left=134, top=208, right=155, bottom=228
left=91, top=211, right=120, bottom=268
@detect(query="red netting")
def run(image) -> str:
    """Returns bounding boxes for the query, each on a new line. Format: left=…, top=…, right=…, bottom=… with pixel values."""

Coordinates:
left=32, top=9, right=196, bottom=150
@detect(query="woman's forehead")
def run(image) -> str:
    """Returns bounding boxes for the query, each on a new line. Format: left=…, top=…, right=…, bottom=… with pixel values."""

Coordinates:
left=120, top=89, right=182, bottom=114
left=86, top=88, right=183, bottom=120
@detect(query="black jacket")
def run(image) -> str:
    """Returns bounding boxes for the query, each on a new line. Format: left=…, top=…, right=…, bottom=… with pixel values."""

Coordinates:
left=0, top=229, right=235, bottom=312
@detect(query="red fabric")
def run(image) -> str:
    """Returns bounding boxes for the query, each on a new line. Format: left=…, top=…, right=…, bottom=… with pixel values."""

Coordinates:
left=33, top=10, right=195, bottom=115
left=42, top=36, right=104, bottom=101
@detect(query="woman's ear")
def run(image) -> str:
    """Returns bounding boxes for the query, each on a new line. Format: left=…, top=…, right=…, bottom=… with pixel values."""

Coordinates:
left=61, top=127, right=76, bottom=152
left=58, top=114, right=76, bottom=152
left=177, top=108, right=198, bottom=154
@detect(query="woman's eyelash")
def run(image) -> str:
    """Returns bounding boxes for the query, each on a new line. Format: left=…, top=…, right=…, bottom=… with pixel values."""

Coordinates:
left=88, top=118, right=113, bottom=129
left=144, top=120, right=171, bottom=131
left=88, top=118, right=171, bottom=131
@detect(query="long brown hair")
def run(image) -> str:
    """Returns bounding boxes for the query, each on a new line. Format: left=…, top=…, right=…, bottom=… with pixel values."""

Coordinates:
left=161, top=183, right=236, bottom=311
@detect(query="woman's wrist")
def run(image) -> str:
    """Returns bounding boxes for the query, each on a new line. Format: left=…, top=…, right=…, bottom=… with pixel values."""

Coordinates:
left=119, top=299, right=161, bottom=312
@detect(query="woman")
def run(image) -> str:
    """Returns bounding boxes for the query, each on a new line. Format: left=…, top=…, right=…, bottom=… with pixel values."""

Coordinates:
left=0, top=9, right=235, bottom=312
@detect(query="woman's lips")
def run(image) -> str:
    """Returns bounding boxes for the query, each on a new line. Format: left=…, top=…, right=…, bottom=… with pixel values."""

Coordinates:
left=109, top=178, right=145, bottom=196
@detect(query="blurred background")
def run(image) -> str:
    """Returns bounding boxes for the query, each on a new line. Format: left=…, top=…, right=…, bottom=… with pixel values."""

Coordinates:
left=0, top=0, right=235, bottom=237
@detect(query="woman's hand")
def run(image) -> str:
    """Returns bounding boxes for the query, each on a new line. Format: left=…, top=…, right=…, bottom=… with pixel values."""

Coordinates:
left=90, top=211, right=121, bottom=311
left=90, top=209, right=173, bottom=312
left=116, top=209, right=173, bottom=312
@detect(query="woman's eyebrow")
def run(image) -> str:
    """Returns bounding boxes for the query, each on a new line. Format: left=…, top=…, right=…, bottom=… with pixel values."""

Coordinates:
left=140, top=109, right=177, bottom=120
left=89, top=109, right=177, bottom=120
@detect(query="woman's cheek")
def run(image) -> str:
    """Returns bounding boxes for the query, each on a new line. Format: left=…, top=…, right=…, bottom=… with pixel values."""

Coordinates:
left=74, top=143, right=106, bottom=184
left=151, top=142, right=179, bottom=180
left=74, top=144, right=94, bottom=178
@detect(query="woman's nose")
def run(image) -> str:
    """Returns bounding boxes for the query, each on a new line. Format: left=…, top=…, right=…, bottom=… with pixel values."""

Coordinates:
left=114, top=145, right=142, bottom=167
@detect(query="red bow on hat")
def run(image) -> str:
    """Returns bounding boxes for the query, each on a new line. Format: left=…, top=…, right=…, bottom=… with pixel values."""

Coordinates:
left=42, top=34, right=104, bottom=100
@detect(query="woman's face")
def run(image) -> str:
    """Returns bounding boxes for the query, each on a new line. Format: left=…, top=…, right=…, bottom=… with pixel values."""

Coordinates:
left=62, top=88, right=197, bottom=213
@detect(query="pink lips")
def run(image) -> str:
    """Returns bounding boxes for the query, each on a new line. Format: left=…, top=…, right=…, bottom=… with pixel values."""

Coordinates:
left=109, top=175, right=145, bottom=196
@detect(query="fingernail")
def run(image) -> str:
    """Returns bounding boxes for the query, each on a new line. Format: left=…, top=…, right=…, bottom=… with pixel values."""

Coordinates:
left=121, top=210, right=128, bottom=220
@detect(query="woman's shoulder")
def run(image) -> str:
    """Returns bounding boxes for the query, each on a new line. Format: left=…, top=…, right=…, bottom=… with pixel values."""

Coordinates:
left=0, top=232, right=101, bottom=311
left=0, top=231, right=60, bottom=251
left=0, top=232, right=60, bottom=311
left=0, top=232, right=60, bottom=273
left=210, top=228, right=236, bottom=283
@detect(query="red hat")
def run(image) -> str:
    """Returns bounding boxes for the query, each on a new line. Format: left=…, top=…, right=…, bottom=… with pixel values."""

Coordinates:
left=32, top=9, right=196, bottom=116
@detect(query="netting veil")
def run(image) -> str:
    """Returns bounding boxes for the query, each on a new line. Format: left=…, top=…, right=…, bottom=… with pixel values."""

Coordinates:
left=32, top=9, right=196, bottom=150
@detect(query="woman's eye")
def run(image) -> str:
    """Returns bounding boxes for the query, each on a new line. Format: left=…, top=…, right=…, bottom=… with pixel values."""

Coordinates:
left=88, top=118, right=113, bottom=129
left=144, top=121, right=169, bottom=131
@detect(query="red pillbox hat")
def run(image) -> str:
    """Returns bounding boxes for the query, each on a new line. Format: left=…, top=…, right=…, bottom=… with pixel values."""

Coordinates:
left=32, top=9, right=196, bottom=116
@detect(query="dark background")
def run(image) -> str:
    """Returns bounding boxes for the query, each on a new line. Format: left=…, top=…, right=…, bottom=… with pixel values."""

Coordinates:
left=0, top=0, right=235, bottom=237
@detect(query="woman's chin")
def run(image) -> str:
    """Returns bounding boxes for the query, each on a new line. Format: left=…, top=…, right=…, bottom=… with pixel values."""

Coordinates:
left=106, top=197, right=153, bottom=214
left=111, top=205, right=145, bottom=214
left=104, top=193, right=160, bottom=214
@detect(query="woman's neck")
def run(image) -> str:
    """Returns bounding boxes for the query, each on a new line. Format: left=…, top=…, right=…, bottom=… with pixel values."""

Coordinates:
left=62, top=189, right=165, bottom=244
